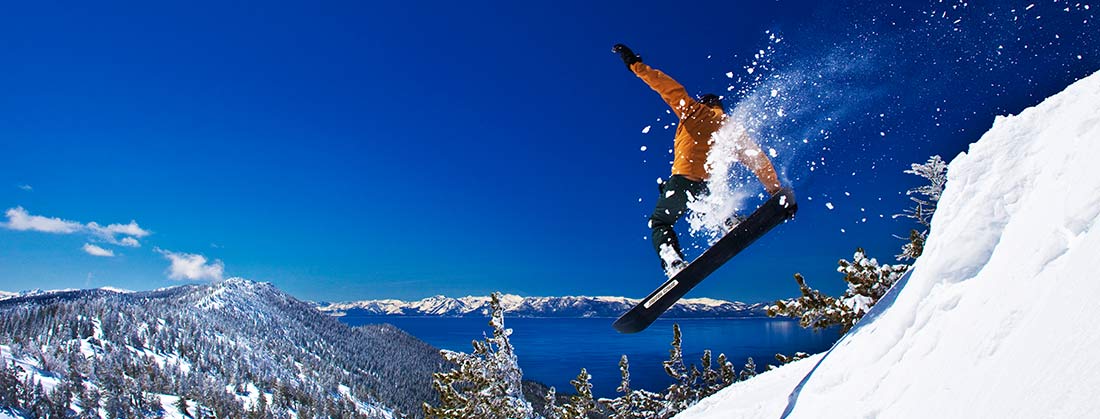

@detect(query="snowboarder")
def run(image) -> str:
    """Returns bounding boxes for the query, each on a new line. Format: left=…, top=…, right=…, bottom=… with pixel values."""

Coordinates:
left=612, top=43, right=783, bottom=277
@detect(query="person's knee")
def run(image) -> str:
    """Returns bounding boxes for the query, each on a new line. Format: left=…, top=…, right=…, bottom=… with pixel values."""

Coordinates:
left=647, top=216, right=662, bottom=230
left=651, top=227, right=677, bottom=249
left=650, top=204, right=682, bottom=226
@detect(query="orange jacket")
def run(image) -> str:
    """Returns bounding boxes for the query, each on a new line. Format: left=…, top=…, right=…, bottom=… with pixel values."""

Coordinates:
left=631, top=62, right=780, bottom=192
left=631, top=62, right=722, bottom=180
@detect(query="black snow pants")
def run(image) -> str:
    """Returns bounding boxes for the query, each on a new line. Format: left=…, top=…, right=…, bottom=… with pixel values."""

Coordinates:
left=649, top=175, right=708, bottom=269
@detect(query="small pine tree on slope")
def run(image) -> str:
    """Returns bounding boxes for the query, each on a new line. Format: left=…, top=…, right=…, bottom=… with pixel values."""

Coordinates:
left=697, top=351, right=722, bottom=399
left=423, top=292, right=534, bottom=419
left=895, top=155, right=947, bottom=261
left=557, top=369, right=596, bottom=419
left=662, top=324, right=700, bottom=415
left=600, top=355, right=665, bottom=419
left=770, top=155, right=946, bottom=335
left=738, top=357, right=757, bottom=382
left=543, top=386, right=561, bottom=419
left=769, top=249, right=909, bottom=334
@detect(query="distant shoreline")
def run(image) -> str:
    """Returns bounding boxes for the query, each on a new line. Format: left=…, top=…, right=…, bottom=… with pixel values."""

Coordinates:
left=315, top=294, right=772, bottom=319
left=332, top=312, right=778, bottom=320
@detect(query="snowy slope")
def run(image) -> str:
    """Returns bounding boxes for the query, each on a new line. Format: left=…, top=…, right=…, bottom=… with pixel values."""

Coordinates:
left=0, top=278, right=443, bottom=418
left=677, top=71, right=1100, bottom=419
left=2, top=342, right=214, bottom=419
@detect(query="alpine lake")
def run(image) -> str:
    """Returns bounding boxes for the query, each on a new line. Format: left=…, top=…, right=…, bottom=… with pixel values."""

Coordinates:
left=337, top=315, right=838, bottom=398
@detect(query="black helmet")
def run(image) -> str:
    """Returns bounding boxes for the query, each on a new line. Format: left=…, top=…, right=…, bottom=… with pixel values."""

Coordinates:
left=700, top=93, right=723, bottom=108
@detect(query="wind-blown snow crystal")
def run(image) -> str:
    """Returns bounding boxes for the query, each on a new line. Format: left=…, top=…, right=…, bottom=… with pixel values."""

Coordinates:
left=683, top=31, right=879, bottom=247
left=676, top=70, right=1100, bottom=418
left=686, top=121, right=756, bottom=245
left=725, top=31, right=880, bottom=160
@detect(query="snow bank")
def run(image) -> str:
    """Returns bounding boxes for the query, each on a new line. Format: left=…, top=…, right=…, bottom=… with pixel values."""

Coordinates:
left=677, top=71, right=1100, bottom=419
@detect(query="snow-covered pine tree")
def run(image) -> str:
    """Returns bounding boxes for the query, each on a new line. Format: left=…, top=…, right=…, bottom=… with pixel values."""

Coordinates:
left=899, top=229, right=925, bottom=262
left=600, top=355, right=663, bottom=419
left=424, top=292, right=534, bottom=419
left=77, top=387, right=101, bottom=419
left=772, top=352, right=810, bottom=370
left=543, top=386, right=562, bottom=419
left=615, top=355, right=632, bottom=400
left=0, top=361, right=20, bottom=411
left=696, top=350, right=736, bottom=399
left=599, top=356, right=632, bottom=419
left=661, top=324, right=688, bottom=413
left=717, top=353, right=736, bottom=388
left=837, top=249, right=909, bottom=312
left=899, top=155, right=947, bottom=227
left=174, top=396, right=191, bottom=418
left=769, top=249, right=908, bottom=334
left=738, top=357, right=757, bottom=381
left=47, top=384, right=72, bottom=418
left=557, top=369, right=596, bottom=419
left=483, top=292, right=533, bottom=418
left=247, top=390, right=270, bottom=419
left=143, top=392, right=164, bottom=417
left=895, top=155, right=948, bottom=261
left=661, top=324, right=701, bottom=415
left=28, top=380, right=49, bottom=418
left=768, top=273, right=843, bottom=331
left=698, top=350, right=721, bottom=398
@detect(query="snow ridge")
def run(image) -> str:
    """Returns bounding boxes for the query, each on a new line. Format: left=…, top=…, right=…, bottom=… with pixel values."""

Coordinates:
left=677, top=71, right=1100, bottom=418
left=0, top=278, right=443, bottom=418
left=317, top=294, right=768, bottom=318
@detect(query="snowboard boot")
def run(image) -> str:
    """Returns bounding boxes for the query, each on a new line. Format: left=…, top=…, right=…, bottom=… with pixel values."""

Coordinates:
left=719, top=213, right=747, bottom=236
left=664, top=258, right=687, bottom=278
left=658, top=243, right=687, bottom=278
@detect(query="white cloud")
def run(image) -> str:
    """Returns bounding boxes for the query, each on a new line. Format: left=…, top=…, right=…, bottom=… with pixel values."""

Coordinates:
left=82, top=243, right=115, bottom=257
left=88, top=221, right=151, bottom=238
left=2, top=207, right=151, bottom=247
left=18, top=184, right=32, bottom=191
left=156, top=248, right=224, bottom=281
left=4, top=207, right=82, bottom=233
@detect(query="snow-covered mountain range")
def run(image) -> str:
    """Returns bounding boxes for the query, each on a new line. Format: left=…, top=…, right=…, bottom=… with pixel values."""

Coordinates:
left=0, top=287, right=132, bottom=301
left=316, top=294, right=769, bottom=318
left=676, top=70, right=1100, bottom=418
left=0, top=278, right=445, bottom=418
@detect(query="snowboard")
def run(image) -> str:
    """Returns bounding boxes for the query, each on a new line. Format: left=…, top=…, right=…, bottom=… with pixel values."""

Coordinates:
left=613, top=188, right=798, bottom=334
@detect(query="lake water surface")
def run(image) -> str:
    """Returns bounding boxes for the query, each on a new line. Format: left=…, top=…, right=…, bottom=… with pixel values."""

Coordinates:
left=340, top=316, right=837, bottom=398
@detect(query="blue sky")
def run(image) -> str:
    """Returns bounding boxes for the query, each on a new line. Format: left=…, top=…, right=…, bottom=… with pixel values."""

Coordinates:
left=1, top=1, right=1097, bottom=302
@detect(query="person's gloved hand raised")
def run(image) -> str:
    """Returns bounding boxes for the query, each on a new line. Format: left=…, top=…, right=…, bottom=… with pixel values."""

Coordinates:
left=612, top=44, right=642, bottom=69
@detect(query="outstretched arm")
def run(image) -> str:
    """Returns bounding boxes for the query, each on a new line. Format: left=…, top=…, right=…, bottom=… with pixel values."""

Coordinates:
left=735, top=131, right=782, bottom=194
left=630, top=62, right=697, bottom=113
left=613, top=44, right=698, bottom=113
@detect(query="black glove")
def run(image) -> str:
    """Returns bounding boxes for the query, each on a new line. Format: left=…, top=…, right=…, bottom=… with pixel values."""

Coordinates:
left=612, top=44, right=642, bottom=69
